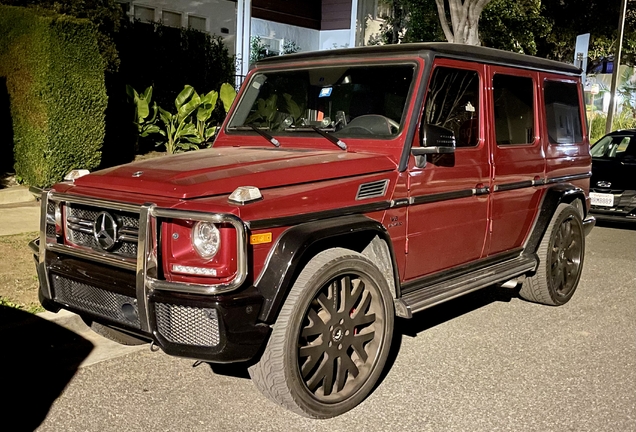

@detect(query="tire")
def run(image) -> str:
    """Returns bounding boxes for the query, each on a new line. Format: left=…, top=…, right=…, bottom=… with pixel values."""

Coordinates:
left=248, top=248, right=395, bottom=418
left=83, top=319, right=148, bottom=346
left=520, top=203, right=585, bottom=305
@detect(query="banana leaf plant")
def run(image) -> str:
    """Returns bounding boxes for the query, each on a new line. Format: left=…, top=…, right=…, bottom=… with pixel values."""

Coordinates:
left=126, top=85, right=161, bottom=151
left=194, top=83, right=237, bottom=145
left=156, top=85, right=204, bottom=154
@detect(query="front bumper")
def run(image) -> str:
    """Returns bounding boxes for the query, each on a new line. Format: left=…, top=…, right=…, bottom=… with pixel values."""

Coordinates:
left=33, top=191, right=270, bottom=363
left=36, top=248, right=270, bottom=362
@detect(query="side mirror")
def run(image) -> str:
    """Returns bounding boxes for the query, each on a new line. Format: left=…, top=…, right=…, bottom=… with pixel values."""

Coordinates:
left=411, top=124, right=456, bottom=168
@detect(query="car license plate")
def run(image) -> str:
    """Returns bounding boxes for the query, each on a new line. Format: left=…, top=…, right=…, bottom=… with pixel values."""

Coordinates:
left=590, top=192, right=614, bottom=207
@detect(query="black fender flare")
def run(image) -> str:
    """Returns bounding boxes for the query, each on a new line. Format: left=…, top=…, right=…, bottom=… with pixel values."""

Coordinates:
left=524, top=184, right=587, bottom=255
left=254, top=214, right=398, bottom=324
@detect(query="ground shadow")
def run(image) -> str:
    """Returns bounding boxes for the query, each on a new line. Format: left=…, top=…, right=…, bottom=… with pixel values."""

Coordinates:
left=396, top=285, right=518, bottom=338
left=0, top=306, right=93, bottom=431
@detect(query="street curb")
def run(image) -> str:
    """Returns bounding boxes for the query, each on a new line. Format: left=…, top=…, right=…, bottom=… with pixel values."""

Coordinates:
left=0, top=185, right=35, bottom=205
left=37, top=309, right=86, bottom=332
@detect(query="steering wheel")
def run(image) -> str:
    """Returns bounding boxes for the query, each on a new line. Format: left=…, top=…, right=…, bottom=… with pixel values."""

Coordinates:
left=339, top=115, right=400, bottom=136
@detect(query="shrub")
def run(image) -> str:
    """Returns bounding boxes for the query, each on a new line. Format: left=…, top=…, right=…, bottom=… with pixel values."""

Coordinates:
left=101, top=21, right=234, bottom=165
left=0, top=5, right=107, bottom=187
left=589, top=109, right=636, bottom=144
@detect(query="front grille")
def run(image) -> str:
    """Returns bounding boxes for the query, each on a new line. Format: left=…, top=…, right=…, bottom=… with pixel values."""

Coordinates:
left=52, top=275, right=140, bottom=328
left=65, top=204, right=139, bottom=258
left=155, top=303, right=220, bottom=347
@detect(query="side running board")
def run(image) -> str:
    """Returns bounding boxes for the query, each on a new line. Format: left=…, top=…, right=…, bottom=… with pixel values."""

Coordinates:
left=394, top=255, right=537, bottom=318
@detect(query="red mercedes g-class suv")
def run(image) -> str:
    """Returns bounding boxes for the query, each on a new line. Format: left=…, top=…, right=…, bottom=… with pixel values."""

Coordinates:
left=33, top=43, right=595, bottom=418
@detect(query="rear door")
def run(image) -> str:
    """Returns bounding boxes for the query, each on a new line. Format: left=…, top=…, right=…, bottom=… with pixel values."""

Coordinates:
left=487, top=66, right=545, bottom=255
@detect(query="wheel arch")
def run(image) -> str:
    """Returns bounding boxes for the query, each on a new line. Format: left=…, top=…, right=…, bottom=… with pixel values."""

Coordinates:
left=524, top=184, right=587, bottom=255
left=254, top=214, right=399, bottom=324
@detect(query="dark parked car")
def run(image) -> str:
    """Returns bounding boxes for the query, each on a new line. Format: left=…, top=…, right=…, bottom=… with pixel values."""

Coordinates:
left=589, top=129, right=636, bottom=223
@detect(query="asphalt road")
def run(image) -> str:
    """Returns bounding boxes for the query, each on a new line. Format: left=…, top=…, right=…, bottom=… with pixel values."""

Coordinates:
left=32, top=224, right=636, bottom=432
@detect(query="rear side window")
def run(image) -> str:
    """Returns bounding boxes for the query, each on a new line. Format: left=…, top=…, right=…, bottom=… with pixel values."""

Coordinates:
left=544, top=81, right=583, bottom=144
left=424, top=66, right=480, bottom=147
left=493, top=74, right=535, bottom=145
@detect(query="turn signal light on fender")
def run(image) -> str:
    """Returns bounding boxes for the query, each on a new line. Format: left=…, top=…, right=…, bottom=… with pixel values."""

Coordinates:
left=250, top=233, right=272, bottom=245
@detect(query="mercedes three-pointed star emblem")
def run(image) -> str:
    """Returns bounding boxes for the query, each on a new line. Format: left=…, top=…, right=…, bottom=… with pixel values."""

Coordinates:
left=93, top=212, right=119, bottom=251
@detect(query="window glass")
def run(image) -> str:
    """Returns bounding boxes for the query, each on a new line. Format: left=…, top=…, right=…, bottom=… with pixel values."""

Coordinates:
left=162, top=11, right=181, bottom=28
left=228, top=64, right=415, bottom=138
left=134, top=6, right=154, bottom=23
left=591, top=135, right=633, bottom=158
left=188, top=15, right=206, bottom=32
left=424, top=67, right=480, bottom=147
left=493, top=74, right=534, bottom=145
left=544, top=81, right=583, bottom=144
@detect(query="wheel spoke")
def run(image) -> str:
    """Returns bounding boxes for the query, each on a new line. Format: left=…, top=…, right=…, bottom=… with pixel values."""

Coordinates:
left=345, top=278, right=364, bottom=312
left=306, top=354, right=334, bottom=394
left=335, top=352, right=359, bottom=391
left=317, top=291, right=335, bottom=318
left=350, top=331, right=374, bottom=362
left=300, top=344, right=326, bottom=378
left=302, top=308, right=327, bottom=338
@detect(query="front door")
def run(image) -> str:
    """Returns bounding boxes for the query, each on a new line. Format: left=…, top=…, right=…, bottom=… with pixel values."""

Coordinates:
left=404, top=59, right=490, bottom=281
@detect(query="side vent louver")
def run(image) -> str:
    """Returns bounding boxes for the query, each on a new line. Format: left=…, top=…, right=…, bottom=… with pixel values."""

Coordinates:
left=356, top=180, right=389, bottom=200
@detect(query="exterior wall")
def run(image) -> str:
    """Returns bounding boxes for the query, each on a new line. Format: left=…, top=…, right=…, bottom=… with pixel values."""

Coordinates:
left=121, top=0, right=237, bottom=52
left=252, top=0, right=321, bottom=30
left=251, top=18, right=320, bottom=53
left=319, top=29, right=352, bottom=50
left=322, top=0, right=352, bottom=30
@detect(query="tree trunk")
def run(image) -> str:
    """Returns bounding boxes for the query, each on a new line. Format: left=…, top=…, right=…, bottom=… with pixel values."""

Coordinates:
left=434, top=0, right=492, bottom=45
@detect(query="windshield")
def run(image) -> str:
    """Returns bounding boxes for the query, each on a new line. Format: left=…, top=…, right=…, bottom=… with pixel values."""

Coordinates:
left=228, top=64, right=416, bottom=138
left=591, top=135, right=634, bottom=158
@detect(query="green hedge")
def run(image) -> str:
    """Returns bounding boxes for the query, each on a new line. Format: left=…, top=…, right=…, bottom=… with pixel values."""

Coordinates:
left=0, top=5, right=106, bottom=187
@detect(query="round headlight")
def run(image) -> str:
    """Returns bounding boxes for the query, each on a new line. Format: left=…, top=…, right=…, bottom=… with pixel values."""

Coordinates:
left=192, top=222, right=221, bottom=259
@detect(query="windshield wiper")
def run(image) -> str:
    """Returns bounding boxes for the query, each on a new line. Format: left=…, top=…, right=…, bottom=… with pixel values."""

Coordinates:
left=228, top=125, right=280, bottom=147
left=285, top=126, right=347, bottom=151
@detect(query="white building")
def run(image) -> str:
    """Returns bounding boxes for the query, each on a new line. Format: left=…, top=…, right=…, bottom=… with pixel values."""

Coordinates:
left=117, top=0, right=384, bottom=79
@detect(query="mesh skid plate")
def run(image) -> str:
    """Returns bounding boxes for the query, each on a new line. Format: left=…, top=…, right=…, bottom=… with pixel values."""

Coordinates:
left=52, top=275, right=140, bottom=328
left=155, top=303, right=220, bottom=347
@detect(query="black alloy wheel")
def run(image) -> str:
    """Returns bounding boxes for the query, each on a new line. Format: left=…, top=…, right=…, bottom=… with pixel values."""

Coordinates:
left=249, top=248, right=394, bottom=418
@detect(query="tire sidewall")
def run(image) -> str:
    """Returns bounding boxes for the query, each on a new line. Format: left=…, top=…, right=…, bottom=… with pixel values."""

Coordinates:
left=544, top=204, right=585, bottom=305
left=282, top=251, right=395, bottom=418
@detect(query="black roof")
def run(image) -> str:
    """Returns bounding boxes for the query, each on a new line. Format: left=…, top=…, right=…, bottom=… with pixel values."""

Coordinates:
left=258, top=42, right=581, bottom=75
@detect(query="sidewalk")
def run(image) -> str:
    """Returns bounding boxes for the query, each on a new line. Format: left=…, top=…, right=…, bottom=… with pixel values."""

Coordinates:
left=0, top=185, right=147, bottom=366
left=0, top=185, right=40, bottom=236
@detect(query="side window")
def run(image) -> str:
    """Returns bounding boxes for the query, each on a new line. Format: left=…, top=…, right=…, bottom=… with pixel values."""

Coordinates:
left=493, top=74, right=534, bottom=145
left=424, top=66, right=480, bottom=147
left=544, top=81, right=583, bottom=144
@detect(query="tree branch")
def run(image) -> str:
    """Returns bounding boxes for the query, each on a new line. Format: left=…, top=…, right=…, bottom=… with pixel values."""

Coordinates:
left=435, top=0, right=455, bottom=42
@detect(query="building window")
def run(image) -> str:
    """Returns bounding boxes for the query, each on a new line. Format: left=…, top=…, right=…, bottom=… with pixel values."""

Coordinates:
left=544, top=81, right=583, bottom=145
left=134, top=5, right=154, bottom=23
left=117, top=1, right=131, bottom=18
left=493, top=74, right=535, bottom=145
left=162, top=10, right=181, bottom=28
left=188, top=15, right=206, bottom=32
